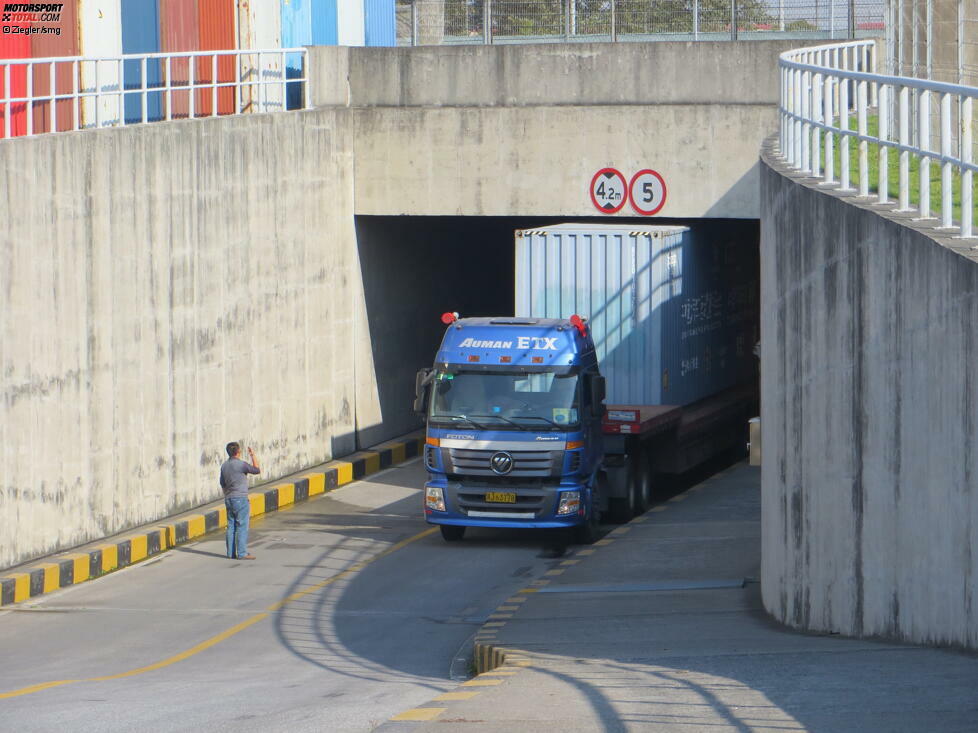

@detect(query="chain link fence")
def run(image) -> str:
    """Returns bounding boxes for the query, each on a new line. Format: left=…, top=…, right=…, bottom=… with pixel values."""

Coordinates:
left=396, top=0, right=885, bottom=45
left=885, top=0, right=977, bottom=87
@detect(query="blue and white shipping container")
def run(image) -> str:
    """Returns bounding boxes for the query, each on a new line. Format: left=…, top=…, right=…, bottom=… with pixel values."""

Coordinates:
left=515, top=223, right=758, bottom=407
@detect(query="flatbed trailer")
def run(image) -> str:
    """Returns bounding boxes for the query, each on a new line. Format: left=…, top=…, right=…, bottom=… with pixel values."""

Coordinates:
left=599, top=383, right=758, bottom=521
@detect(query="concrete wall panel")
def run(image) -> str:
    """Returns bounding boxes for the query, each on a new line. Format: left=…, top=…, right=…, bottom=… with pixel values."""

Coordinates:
left=760, top=138, right=978, bottom=649
left=352, top=105, right=774, bottom=218
left=0, top=110, right=363, bottom=569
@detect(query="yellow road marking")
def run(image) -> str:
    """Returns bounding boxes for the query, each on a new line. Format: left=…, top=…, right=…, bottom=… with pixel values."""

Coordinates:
left=462, top=679, right=503, bottom=687
left=305, top=473, right=325, bottom=496
left=576, top=549, right=595, bottom=555
left=0, top=527, right=438, bottom=699
left=483, top=622, right=506, bottom=628
left=669, top=494, right=688, bottom=502
left=335, top=463, right=353, bottom=485
left=506, top=596, right=528, bottom=602
left=37, top=564, right=59, bottom=594
left=187, top=515, right=206, bottom=539
left=434, top=691, right=480, bottom=701
left=595, top=539, right=614, bottom=546
left=632, top=517, right=648, bottom=523
left=651, top=506, right=667, bottom=512
left=611, top=527, right=631, bottom=535
left=497, top=605, right=518, bottom=611
left=129, top=536, right=148, bottom=563
left=66, top=555, right=89, bottom=584
left=488, top=613, right=513, bottom=619
left=544, top=569, right=565, bottom=576
left=390, top=708, right=446, bottom=721
left=277, top=483, right=295, bottom=507
left=518, top=588, right=538, bottom=594
left=560, top=559, right=580, bottom=566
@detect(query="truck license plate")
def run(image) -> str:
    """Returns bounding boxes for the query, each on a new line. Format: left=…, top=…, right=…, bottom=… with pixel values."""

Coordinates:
left=485, top=491, right=517, bottom=503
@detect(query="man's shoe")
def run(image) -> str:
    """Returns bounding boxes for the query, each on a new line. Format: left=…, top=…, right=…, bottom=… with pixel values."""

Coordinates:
left=238, top=554, right=256, bottom=560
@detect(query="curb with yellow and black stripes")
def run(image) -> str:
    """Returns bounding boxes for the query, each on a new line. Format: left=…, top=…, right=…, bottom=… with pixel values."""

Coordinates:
left=0, top=433, right=423, bottom=608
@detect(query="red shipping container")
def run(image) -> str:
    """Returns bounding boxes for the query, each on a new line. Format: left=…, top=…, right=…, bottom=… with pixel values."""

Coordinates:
left=196, top=0, right=235, bottom=116
left=31, top=2, right=80, bottom=134
left=160, top=0, right=199, bottom=119
left=0, top=22, right=30, bottom=137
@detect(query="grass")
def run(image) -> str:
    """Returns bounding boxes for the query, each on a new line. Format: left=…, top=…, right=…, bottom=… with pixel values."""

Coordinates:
left=811, top=113, right=978, bottom=229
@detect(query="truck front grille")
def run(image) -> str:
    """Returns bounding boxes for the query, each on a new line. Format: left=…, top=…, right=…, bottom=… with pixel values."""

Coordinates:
left=445, top=448, right=562, bottom=478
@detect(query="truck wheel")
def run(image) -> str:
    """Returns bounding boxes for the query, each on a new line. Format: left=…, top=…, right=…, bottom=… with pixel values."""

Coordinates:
left=440, top=525, right=466, bottom=542
left=607, top=463, right=636, bottom=523
left=635, top=460, right=652, bottom=514
left=574, top=477, right=605, bottom=544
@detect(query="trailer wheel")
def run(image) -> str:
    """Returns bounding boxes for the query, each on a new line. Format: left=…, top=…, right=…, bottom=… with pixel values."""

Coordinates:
left=440, top=525, right=466, bottom=542
left=635, top=458, right=652, bottom=514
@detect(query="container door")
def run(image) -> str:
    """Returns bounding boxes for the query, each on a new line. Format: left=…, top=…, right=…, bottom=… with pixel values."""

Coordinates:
left=280, top=0, right=311, bottom=109
left=31, top=2, right=80, bottom=133
left=197, top=0, right=236, bottom=116
left=160, top=0, right=198, bottom=119
left=363, top=0, right=395, bottom=46
left=0, top=20, right=30, bottom=137
left=121, top=0, right=163, bottom=124
left=80, top=0, right=123, bottom=128
left=237, top=0, right=283, bottom=112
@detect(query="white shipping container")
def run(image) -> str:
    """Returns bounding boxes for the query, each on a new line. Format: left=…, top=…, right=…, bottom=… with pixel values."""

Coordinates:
left=237, top=0, right=284, bottom=112
left=79, top=0, right=123, bottom=128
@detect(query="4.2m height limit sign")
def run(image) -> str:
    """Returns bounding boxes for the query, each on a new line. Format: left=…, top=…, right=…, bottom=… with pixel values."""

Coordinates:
left=589, top=168, right=667, bottom=216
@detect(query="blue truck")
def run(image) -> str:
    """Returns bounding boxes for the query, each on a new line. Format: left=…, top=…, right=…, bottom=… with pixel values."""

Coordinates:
left=413, top=223, right=758, bottom=543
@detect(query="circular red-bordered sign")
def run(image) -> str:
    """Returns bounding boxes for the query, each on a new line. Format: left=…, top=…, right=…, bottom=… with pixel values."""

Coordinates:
left=628, top=169, right=667, bottom=216
left=589, top=168, right=627, bottom=214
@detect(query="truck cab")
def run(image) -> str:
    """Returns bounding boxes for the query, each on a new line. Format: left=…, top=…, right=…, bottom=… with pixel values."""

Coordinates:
left=415, top=315, right=606, bottom=543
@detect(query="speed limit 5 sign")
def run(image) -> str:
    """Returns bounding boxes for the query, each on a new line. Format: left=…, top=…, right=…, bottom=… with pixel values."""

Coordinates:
left=628, top=169, right=667, bottom=216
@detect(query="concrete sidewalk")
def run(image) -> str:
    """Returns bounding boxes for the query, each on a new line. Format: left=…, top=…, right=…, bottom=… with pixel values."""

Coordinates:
left=384, top=462, right=978, bottom=732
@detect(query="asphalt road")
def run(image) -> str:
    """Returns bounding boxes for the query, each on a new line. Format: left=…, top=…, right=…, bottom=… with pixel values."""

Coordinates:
left=0, top=458, right=573, bottom=733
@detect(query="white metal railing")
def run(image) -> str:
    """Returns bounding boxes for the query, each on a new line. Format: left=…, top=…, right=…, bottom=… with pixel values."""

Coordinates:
left=780, top=39, right=978, bottom=238
left=0, top=48, right=310, bottom=139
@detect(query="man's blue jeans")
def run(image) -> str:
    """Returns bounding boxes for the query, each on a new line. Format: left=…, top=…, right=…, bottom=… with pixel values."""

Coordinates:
left=225, top=496, right=250, bottom=558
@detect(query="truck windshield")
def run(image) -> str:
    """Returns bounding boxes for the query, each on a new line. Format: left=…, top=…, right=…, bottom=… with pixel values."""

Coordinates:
left=429, top=370, right=581, bottom=431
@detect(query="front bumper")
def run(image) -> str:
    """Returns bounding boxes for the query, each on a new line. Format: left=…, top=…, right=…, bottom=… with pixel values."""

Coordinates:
left=424, top=478, right=587, bottom=528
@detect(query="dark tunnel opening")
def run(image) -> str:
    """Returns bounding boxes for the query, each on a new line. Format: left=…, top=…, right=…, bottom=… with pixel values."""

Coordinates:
left=354, top=215, right=760, bottom=449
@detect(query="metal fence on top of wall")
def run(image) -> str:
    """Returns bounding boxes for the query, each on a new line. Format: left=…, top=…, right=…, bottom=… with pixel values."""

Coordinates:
left=396, top=0, right=886, bottom=45
left=0, top=48, right=309, bottom=139
left=885, top=0, right=978, bottom=87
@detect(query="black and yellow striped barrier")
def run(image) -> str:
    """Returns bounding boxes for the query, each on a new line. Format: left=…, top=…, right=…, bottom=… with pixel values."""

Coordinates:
left=0, top=433, right=423, bottom=608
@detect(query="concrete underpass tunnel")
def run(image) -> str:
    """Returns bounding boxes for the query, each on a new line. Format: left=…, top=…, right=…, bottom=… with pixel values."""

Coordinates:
left=355, top=216, right=760, bottom=449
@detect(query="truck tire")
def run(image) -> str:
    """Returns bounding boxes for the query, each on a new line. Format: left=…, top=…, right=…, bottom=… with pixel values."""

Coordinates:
left=607, top=462, right=636, bottom=523
left=574, top=477, right=605, bottom=544
left=635, top=458, right=653, bottom=514
left=440, top=525, right=466, bottom=542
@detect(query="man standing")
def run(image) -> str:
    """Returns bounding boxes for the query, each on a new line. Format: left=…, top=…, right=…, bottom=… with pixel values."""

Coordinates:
left=220, top=442, right=261, bottom=560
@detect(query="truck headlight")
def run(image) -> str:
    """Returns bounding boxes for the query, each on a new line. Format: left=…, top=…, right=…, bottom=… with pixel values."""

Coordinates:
left=556, top=491, right=581, bottom=516
left=425, top=486, right=446, bottom=512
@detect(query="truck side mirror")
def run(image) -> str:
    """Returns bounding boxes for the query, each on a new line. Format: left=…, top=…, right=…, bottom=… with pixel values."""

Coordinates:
left=414, top=368, right=434, bottom=416
left=589, top=374, right=606, bottom=412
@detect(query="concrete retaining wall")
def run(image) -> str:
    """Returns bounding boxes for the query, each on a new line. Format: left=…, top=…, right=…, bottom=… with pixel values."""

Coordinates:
left=312, top=41, right=814, bottom=219
left=759, top=138, right=978, bottom=648
left=0, top=110, right=385, bottom=569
